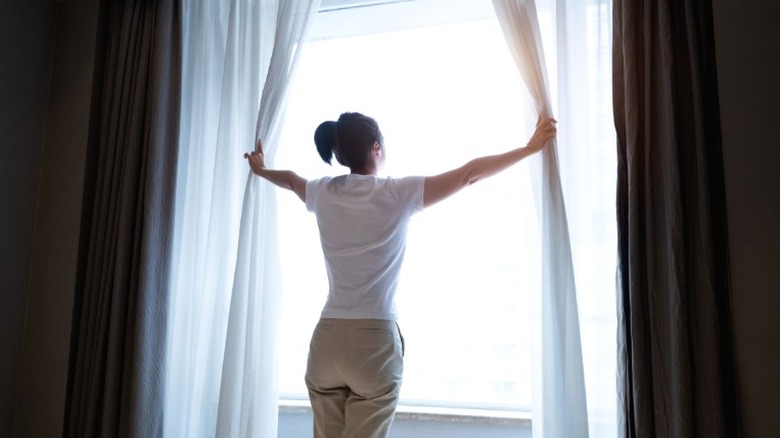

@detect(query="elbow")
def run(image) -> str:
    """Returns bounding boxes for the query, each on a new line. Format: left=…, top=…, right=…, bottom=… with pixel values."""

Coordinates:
left=463, top=163, right=481, bottom=186
left=283, top=173, right=297, bottom=191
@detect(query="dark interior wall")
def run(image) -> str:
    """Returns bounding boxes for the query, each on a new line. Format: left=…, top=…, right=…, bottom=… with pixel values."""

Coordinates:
left=0, top=1, right=56, bottom=436
left=12, top=0, right=100, bottom=435
left=713, top=0, right=780, bottom=436
left=0, top=0, right=100, bottom=436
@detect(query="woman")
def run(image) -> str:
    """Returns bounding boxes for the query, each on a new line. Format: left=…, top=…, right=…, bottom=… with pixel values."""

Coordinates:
left=245, top=112, right=556, bottom=438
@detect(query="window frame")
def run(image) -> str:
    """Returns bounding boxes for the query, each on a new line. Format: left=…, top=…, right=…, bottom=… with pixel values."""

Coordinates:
left=276, top=1, right=617, bottom=426
left=276, top=0, right=538, bottom=414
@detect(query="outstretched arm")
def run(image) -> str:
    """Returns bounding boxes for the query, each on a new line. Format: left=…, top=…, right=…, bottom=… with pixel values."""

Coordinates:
left=244, top=140, right=307, bottom=203
left=423, top=116, right=557, bottom=208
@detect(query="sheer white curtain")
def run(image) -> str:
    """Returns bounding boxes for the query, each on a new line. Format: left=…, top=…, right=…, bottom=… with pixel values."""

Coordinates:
left=165, top=1, right=318, bottom=437
left=492, top=0, right=616, bottom=437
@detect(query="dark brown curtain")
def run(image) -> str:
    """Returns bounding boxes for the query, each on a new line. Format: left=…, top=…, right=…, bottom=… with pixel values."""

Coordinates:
left=613, top=1, right=739, bottom=436
left=63, top=0, right=180, bottom=436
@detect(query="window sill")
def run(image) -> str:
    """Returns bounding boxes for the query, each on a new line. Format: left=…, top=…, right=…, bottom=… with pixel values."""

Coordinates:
left=278, top=398, right=531, bottom=427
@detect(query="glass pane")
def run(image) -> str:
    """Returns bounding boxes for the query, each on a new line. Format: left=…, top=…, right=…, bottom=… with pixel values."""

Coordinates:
left=275, top=17, right=538, bottom=410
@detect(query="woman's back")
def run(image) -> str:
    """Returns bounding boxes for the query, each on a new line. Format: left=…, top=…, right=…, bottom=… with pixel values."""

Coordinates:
left=305, top=174, right=424, bottom=320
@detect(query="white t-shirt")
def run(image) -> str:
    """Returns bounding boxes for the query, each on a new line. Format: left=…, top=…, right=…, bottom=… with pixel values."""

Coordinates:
left=306, top=174, right=425, bottom=320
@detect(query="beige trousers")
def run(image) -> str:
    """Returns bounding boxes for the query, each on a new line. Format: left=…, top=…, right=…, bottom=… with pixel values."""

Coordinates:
left=305, top=318, right=405, bottom=438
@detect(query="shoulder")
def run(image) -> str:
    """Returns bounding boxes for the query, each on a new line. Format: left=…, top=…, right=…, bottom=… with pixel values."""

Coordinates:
left=306, top=175, right=335, bottom=190
left=382, top=175, right=425, bottom=211
left=382, top=175, right=424, bottom=189
left=305, top=176, right=336, bottom=211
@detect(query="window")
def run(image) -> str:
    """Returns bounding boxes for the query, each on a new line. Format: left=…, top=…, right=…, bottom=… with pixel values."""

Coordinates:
left=275, top=0, right=616, bottom=421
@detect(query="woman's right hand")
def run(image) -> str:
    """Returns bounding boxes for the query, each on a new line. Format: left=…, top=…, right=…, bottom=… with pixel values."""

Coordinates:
left=244, top=139, right=266, bottom=175
left=526, top=116, right=557, bottom=153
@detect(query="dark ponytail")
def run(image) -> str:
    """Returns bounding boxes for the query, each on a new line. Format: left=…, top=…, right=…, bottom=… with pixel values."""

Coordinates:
left=313, top=112, right=383, bottom=170
left=314, top=120, right=338, bottom=165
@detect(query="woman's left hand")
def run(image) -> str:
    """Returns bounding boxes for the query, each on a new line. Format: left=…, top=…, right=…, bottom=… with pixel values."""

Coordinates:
left=526, top=116, right=557, bottom=153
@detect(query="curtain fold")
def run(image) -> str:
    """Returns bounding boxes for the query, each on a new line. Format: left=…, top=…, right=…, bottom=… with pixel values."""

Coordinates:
left=217, top=2, right=319, bottom=436
left=167, top=1, right=319, bottom=437
left=64, top=0, right=181, bottom=436
left=613, top=0, right=739, bottom=436
left=491, top=1, right=589, bottom=436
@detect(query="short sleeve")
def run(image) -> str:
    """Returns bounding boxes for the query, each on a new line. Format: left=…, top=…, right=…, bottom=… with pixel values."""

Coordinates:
left=306, top=177, right=330, bottom=212
left=388, top=176, right=425, bottom=215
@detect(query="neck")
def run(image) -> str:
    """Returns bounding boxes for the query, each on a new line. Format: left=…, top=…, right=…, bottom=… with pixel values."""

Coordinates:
left=350, top=165, right=377, bottom=176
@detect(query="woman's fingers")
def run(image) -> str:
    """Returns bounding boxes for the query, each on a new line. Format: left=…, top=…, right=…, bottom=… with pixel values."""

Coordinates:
left=540, top=117, right=557, bottom=137
left=536, top=114, right=557, bottom=125
left=244, top=152, right=264, bottom=174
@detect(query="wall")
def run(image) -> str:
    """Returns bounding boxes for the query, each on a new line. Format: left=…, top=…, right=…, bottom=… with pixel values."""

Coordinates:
left=713, top=0, right=780, bottom=436
left=0, top=1, right=56, bottom=437
left=279, top=408, right=530, bottom=438
left=0, top=0, right=100, bottom=436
